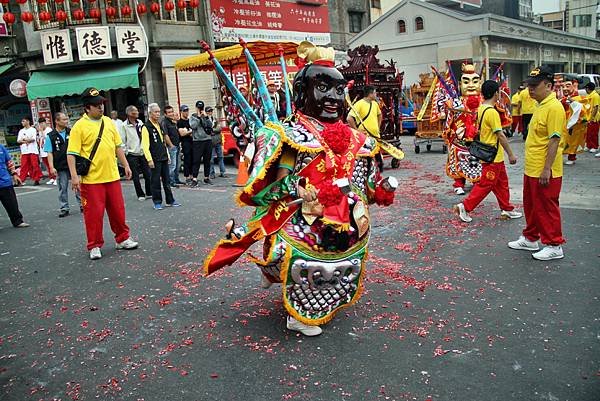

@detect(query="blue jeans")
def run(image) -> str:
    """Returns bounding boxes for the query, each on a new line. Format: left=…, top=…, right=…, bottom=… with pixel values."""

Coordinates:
left=168, top=146, right=180, bottom=184
left=210, top=144, right=226, bottom=176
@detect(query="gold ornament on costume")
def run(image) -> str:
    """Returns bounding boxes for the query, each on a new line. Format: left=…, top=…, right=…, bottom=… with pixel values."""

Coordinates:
left=296, top=41, right=336, bottom=67
left=460, top=63, right=481, bottom=96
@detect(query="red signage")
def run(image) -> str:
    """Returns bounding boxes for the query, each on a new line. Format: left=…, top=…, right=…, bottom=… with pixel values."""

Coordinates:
left=211, top=0, right=330, bottom=45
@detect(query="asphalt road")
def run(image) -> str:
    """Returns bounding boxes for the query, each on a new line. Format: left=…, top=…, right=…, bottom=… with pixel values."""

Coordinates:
left=1, top=140, right=598, bottom=401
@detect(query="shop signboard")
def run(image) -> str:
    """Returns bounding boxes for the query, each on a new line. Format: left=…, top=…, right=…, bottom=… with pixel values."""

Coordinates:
left=76, top=26, right=112, bottom=61
left=115, top=26, right=148, bottom=59
left=9, top=79, right=27, bottom=98
left=30, top=98, right=53, bottom=129
left=210, top=0, right=330, bottom=45
left=40, top=30, right=74, bottom=65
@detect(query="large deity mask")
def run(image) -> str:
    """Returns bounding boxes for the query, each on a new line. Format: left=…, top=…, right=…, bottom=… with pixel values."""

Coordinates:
left=460, top=64, right=481, bottom=97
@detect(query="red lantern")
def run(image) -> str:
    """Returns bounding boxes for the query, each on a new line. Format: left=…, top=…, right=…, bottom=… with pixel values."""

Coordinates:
left=150, top=2, right=160, bottom=14
left=121, top=4, right=131, bottom=16
left=71, top=0, right=80, bottom=2
left=39, top=11, right=52, bottom=22
left=37, top=0, right=48, bottom=4
left=72, top=8, right=85, bottom=20
left=188, top=0, right=199, bottom=7
left=55, top=9, right=67, bottom=21
left=89, top=7, right=100, bottom=19
left=105, top=5, right=116, bottom=18
left=88, top=0, right=96, bottom=2
left=21, top=11, right=34, bottom=23
left=55, top=0, right=64, bottom=3
left=136, top=2, right=147, bottom=14
left=16, top=0, right=27, bottom=4
left=2, top=12, right=15, bottom=25
left=0, top=0, right=9, bottom=6
left=177, top=0, right=185, bottom=9
left=164, top=0, right=174, bottom=11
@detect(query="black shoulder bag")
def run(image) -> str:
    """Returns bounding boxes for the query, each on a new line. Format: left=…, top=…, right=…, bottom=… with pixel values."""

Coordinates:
left=75, top=120, right=105, bottom=176
left=468, top=107, right=499, bottom=163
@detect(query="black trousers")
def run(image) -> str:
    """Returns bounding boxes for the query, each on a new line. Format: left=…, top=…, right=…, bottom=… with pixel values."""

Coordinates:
left=192, top=140, right=213, bottom=179
left=0, top=186, right=24, bottom=227
left=150, top=160, right=174, bottom=205
left=522, top=114, right=533, bottom=141
left=127, top=154, right=152, bottom=198
left=181, top=141, right=193, bottom=177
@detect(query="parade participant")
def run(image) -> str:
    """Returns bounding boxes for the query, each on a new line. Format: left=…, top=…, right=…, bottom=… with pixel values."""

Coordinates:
left=508, top=66, right=566, bottom=261
left=203, top=40, right=398, bottom=336
left=44, top=112, right=81, bottom=217
left=454, top=80, right=521, bottom=222
left=66, top=88, right=138, bottom=260
left=120, top=105, right=153, bottom=201
left=17, top=117, right=42, bottom=186
left=443, top=63, right=483, bottom=195
left=584, top=82, right=599, bottom=153
left=562, top=78, right=588, bottom=165
left=37, top=118, right=56, bottom=185
left=141, top=103, right=180, bottom=210
left=347, top=85, right=384, bottom=171
left=0, top=144, right=29, bottom=228
left=510, top=84, right=523, bottom=136
left=520, top=81, right=536, bottom=141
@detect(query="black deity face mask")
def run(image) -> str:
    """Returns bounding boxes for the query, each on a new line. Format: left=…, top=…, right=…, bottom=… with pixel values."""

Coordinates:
left=297, top=65, right=346, bottom=123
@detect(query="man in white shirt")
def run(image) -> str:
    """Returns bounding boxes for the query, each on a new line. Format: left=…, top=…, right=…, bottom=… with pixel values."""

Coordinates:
left=119, top=105, right=152, bottom=200
left=111, top=110, right=124, bottom=133
left=37, top=117, right=56, bottom=185
left=16, top=117, right=42, bottom=185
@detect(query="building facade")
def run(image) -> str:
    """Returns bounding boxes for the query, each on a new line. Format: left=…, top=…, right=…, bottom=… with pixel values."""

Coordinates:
left=348, top=0, right=600, bottom=90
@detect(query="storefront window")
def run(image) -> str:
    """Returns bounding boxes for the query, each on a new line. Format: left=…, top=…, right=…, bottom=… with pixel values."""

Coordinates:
left=157, top=0, right=197, bottom=23
left=29, top=0, right=136, bottom=30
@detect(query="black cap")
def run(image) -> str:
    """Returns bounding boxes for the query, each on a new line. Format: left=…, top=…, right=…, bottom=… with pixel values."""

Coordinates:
left=81, top=87, right=105, bottom=105
left=195, top=100, right=204, bottom=110
left=180, top=104, right=189, bottom=112
left=205, top=106, right=213, bottom=113
left=526, top=66, right=554, bottom=85
left=585, top=82, right=596, bottom=91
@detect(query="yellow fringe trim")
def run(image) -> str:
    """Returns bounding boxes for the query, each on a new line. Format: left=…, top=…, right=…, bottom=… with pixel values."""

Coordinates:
left=320, top=217, right=351, bottom=232
left=203, top=237, right=236, bottom=277
left=280, top=135, right=322, bottom=154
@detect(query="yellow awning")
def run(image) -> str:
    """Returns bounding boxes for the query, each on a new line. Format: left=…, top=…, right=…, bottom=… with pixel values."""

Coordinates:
left=174, top=41, right=299, bottom=72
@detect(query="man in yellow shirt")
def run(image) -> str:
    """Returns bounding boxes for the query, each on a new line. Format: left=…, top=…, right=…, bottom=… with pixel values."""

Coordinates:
left=510, top=85, right=523, bottom=136
left=508, top=66, right=566, bottom=261
left=519, top=82, right=537, bottom=141
left=67, top=88, right=138, bottom=260
left=347, top=85, right=383, bottom=169
left=584, top=82, right=599, bottom=153
left=454, top=80, right=520, bottom=223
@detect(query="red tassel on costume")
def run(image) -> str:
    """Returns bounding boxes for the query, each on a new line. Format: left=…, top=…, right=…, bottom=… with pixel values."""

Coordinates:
left=317, top=180, right=343, bottom=207
left=374, top=185, right=395, bottom=206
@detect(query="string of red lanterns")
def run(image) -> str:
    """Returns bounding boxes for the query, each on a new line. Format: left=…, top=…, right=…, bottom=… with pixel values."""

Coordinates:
left=0, top=0, right=201, bottom=25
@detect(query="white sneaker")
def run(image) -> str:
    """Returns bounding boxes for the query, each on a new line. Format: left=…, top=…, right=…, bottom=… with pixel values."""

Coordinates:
left=261, top=274, right=273, bottom=289
left=532, top=245, right=564, bottom=261
left=89, top=247, right=102, bottom=260
left=138, top=197, right=145, bottom=201
left=286, top=316, right=322, bottom=336
left=454, top=187, right=465, bottom=195
left=565, top=160, right=575, bottom=165
left=500, top=210, right=523, bottom=220
left=583, top=146, right=589, bottom=151
left=595, top=152, right=600, bottom=158
left=507, top=235, right=539, bottom=251
left=116, top=238, right=139, bottom=250
left=589, top=148, right=598, bottom=153
left=46, top=179, right=55, bottom=185
left=453, top=203, right=472, bottom=222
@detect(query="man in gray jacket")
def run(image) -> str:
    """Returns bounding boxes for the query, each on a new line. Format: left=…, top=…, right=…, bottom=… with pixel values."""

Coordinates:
left=189, top=100, right=214, bottom=186
left=119, top=105, right=152, bottom=200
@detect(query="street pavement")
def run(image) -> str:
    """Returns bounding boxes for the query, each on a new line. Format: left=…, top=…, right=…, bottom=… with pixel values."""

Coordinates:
left=1, top=138, right=598, bottom=401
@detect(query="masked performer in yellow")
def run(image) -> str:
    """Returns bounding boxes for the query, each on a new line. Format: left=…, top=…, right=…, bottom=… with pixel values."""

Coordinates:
left=562, top=78, right=590, bottom=165
left=203, top=40, right=398, bottom=336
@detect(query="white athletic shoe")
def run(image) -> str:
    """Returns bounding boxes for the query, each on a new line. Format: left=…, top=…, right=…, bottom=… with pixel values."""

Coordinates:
left=453, top=203, right=472, bottom=222
left=532, top=245, right=564, bottom=261
left=89, top=247, right=102, bottom=260
left=138, top=197, right=145, bottom=201
left=500, top=210, right=523, bottom=220
left=46, top=179, right=55, bottom=185
left=261, top=274, right=273, bottom=289
left=507, top=235, right=540, bottom=251
left=565, top=160, right=575, bottom=165
left=589, top=148, right=598, bottom=153
left=454, top=187, right=465, bottom=195
left=595, top=152, right=600, bottom=158
left=116, top=238, right=139, bottom=250
left=286, top=316, right=322, bottom=336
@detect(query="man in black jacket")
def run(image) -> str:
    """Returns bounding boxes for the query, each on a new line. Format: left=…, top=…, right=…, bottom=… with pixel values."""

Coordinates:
left=44, top=112, right=81, bottom=217
left=141, top=103, right=180, bottom=210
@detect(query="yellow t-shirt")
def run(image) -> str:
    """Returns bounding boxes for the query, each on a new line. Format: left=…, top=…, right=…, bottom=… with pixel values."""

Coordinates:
left=67, top=114, right=122, bottom=184
left=477, top=104, right=504, bottom=163
left=524, top=93, right=566, bottom=178
left=349, top=98, right=381, bottom=138
left=589, top=91, right=600, bottom=122
left=511, top=92, right=521, bottom=116
left=520, top=89, right=537, bottom=115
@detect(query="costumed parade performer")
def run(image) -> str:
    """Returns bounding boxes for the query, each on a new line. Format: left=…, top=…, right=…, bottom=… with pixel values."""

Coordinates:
left=441, top=63, right=483, bottom=195
left=561, top=77, right=591, bottom=165
left=203, top=40, right=400, bottom=336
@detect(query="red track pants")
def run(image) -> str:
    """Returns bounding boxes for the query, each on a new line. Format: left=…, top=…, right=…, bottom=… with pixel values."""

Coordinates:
left=522, top=175, right=565, bottom=246
left=511, top=115, right=522, bottom=133
left=80, top=180, right=130, bottom=250
left=19, top=154, right=42, bottom=183
left=586, top=121, right=599, bottom=150
left=463, top=162, right=514, bottom=213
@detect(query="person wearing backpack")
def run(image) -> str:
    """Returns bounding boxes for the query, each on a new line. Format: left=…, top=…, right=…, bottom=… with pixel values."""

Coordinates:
left=454, top=80, right=521, bottom=223
left=44, top=112, right=81, bottom=218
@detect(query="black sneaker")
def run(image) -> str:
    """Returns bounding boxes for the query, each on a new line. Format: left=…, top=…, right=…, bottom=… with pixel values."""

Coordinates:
left=204, top=178, right=213, bottom=185
left=59, top=210, right=69, bottom=218
left=219, top=173, right=227, bottom=178
left=33, top=181, right=40, bottom=186
left=210, top=173, right=216, bottom=179
left=185, top=178, right=192, bottom=185
left=190, top=179, right=198, bottom=187
left=170, top=183, right=180, bottom=188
